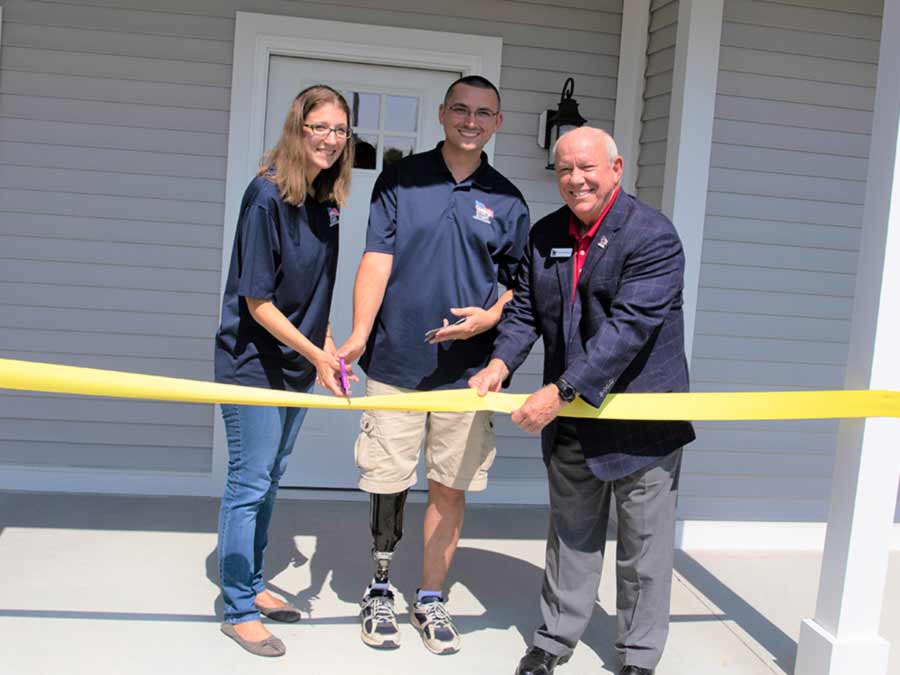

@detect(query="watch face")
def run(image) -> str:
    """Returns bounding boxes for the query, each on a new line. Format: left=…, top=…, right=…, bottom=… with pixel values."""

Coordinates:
left=555, top=379, right=576, bottom=402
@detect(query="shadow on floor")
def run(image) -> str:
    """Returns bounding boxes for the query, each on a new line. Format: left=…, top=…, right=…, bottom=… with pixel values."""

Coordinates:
left=202, top=496, right=621, bottom=668
left=2, top=491, right=798, bottom=672
left=673, top=551, right=797, bottom=673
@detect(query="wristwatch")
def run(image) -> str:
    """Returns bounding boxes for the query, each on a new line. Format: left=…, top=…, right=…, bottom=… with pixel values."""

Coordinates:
left=554, top=377, right=577, bottom=403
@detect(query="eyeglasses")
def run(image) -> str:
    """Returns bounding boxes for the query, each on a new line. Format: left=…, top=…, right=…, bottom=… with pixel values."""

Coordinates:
left=446, top=105, right=499, bottom=122
left=304, top=123, right=351, bottom=140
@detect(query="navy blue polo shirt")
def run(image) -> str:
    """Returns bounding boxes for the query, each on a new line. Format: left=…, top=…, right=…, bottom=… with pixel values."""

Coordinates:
left=215, top=175, right=339, bottom=391
left=360, top=144, right=530, bottom=390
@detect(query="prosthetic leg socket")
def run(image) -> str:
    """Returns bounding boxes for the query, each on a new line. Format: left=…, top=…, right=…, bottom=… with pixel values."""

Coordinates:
left=370, top=490, right=408, bottom=583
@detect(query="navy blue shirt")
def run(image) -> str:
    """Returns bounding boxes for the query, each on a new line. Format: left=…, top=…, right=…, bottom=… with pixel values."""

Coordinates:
left=360, top=144, right=530, bottom=390
left=215, top=175, right=339, bottom=391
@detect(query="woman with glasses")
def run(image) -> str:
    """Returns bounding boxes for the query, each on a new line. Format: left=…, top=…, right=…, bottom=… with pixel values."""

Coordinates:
left=213, top=84, right=354, bottom=657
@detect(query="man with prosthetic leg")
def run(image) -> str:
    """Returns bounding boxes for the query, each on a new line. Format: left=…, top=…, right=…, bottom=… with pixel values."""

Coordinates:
left=338, top=76, right=530, bottom=654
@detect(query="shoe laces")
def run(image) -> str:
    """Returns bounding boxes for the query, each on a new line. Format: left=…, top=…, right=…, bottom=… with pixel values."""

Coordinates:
left=421, top=598, right=452, bottom=629
left=368, top=593, right=396, bottom=625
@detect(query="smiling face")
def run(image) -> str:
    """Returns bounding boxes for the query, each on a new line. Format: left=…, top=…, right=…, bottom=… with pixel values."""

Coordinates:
left=555, top=128, right=624, bottom=226
left=438, top=83, right=503, bottom=155
left=302, top=102, right=349, bottom=179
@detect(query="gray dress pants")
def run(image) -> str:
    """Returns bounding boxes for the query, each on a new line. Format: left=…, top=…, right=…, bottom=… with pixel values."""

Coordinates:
left=533, top=421, right=682, bottom=670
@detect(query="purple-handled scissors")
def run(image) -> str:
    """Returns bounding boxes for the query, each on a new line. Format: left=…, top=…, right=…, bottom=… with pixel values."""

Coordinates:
left=339, top=357, right=350, bottom=401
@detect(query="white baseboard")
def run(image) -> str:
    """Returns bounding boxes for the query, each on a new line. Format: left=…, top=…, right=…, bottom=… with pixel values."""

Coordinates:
left=3, top=471, right=898, bottom=552
left=675, top=520, right=900, bottom=551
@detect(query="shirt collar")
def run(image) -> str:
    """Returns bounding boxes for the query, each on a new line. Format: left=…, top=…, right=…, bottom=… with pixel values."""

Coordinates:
left=431, top=142, right=494, bottom=190
left=568, top=186, right=621, bottom=243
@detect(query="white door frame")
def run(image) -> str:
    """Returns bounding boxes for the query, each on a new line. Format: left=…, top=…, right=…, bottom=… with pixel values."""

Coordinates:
left=213, top=12, right=503, bottom=494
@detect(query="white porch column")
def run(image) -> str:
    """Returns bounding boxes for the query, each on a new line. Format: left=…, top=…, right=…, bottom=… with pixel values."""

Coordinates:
left=613, top=0, right=651, bottom=194
left=794, top=1, right=900, bottom=673
left=660, top=0, right=723, bottom=362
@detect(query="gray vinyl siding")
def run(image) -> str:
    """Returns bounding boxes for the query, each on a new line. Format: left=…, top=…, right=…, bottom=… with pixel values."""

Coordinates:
left=0, top=0, right=622, bottom=482
left=635, top=0, right=677, bottom=210
left=685, top=0, right=887, bottom=521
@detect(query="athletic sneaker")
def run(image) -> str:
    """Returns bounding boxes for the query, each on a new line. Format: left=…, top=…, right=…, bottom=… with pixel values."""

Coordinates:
left=359, top=585, right=401, bottom=649
left=409, top=595, right=461, bottom=654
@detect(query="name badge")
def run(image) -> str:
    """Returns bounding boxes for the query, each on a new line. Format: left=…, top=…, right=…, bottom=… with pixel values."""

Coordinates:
left=551, top=247, right=573, bottom=258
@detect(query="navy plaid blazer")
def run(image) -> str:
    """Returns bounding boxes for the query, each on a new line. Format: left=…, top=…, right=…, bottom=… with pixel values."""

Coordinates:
left=492, top=191, right=695, bottom=469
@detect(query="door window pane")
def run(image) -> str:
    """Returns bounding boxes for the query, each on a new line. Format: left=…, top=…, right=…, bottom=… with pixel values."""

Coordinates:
left=353, top=133, right=378, bottom=170
left=384, top=95, right=418, bottom=132
left=383, top=136, right=415, bottom=167
left=348, top=92, right=380, bottom=130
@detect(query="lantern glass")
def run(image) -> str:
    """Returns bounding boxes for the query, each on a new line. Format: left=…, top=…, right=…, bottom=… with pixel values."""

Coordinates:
left=547, top=122, right=581, bottom=168
left=547, top=123, right=561, bottom=168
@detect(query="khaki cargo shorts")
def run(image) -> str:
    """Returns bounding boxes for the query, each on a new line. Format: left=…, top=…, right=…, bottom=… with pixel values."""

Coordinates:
left=354, top=378, right=497, bottom=494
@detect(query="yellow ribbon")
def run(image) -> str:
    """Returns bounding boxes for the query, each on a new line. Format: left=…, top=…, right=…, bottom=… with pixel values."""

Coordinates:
left=1, top=358, right=899, bottom=421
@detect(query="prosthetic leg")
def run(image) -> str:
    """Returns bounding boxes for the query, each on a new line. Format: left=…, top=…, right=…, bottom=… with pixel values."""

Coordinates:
left=360, top=490, right=409, bottom=649
left=369, top=490, right=409, bottom=584
left=370, top=490, right=408, bottom=584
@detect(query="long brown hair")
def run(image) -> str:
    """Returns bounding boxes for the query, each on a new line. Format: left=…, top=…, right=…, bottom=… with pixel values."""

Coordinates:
left=259, top=84, right=354, bottom=207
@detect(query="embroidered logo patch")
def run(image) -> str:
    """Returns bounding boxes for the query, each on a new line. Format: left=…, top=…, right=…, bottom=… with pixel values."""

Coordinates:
left=328, top=207, right=340, bottom=227
left=473, top=200, right=494, bottom=224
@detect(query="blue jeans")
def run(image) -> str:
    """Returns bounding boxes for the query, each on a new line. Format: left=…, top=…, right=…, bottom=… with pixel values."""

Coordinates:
left=218, top=403, right=309, bottom=624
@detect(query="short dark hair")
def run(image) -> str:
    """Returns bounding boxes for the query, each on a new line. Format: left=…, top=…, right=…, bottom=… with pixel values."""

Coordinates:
left=444, top=75, right=501, bottom=109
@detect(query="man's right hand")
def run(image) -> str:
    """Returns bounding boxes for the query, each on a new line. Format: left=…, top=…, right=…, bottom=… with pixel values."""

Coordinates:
left=468, top=358, right=510, bottom=396
left=337, top=334, right=367, bottom=364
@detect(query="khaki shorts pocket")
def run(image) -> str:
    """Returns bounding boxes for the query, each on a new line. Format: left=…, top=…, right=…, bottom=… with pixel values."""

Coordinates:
left=479, top=413, right=497, bottom=472
left=354, top=411, right=380, bottom=472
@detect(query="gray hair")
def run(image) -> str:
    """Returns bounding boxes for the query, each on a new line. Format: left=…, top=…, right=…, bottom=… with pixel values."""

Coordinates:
left=552, top=127, right=619, bottom=165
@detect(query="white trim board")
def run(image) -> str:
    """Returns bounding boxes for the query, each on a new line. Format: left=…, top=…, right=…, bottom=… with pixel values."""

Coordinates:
left=661, top=0, right=724, bottom=363
left=613, top=0, right=651, bottom=194
left=676, top=521, right=900, bottom=552
left=795, top=0, right=900, bottom=670
left=3, top=475, right=897, bottom=552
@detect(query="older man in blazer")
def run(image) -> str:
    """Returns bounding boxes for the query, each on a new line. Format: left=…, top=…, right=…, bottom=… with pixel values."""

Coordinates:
left=470, top=127, right=695, bottom=675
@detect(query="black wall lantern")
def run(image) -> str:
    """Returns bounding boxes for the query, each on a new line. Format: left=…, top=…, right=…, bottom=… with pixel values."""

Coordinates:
left=538, top=77, right=587, bottom=169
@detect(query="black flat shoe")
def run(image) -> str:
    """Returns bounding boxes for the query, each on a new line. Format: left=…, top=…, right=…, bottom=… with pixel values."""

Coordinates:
left=619, top=666, right=653, bottom=675
left=514, top=646, right=569, bottom=675
left=255, top=600, right=303, bottom=623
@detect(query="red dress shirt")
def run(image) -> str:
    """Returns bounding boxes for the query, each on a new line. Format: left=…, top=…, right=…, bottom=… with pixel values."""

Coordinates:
left=568, top=186, right=620, bottom=301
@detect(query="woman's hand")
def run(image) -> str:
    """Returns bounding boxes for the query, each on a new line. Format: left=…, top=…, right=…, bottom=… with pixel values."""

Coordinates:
left=312, top=348, right=346, bottom=397
left=324, top=333, right=338, bottom=357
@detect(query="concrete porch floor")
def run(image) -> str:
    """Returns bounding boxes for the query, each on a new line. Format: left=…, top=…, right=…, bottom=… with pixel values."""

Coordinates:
left=0, top=491, right=897, bottom=675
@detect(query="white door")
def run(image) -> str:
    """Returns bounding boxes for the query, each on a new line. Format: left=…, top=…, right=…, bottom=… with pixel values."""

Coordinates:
left=263, top=56, right=459, bottom=488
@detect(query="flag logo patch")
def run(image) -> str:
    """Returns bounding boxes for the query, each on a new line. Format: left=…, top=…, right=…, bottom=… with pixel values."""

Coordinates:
left=328, top=207, right=340, bottom=227
left=473, top=200, right=494, bottom=224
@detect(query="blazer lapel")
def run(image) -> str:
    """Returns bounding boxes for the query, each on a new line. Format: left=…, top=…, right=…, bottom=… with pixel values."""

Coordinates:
left=556, top=252, right=573, bottom=326
left=550, top=212, right=575, bottom=335
left=575, top=192, right=632, bottom=293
